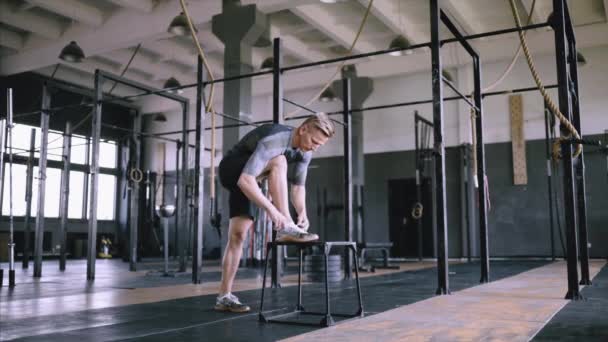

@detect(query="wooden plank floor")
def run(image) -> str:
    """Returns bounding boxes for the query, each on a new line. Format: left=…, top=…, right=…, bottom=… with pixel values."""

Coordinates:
left=0, top=259, right=438, bottom=321
left=282, top=260, right=606, bottom=342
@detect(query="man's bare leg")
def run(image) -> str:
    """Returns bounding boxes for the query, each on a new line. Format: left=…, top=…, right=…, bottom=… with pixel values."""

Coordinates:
left=265, top=155, right=291, bottom=217
left=219, top=216, right=253, bottom=296
left=265, top=156, right=318, bottom=242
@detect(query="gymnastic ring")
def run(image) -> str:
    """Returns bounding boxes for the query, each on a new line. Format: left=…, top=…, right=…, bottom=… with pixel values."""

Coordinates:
left=130, top=168, right=143, bottom=183
left=411, top=202, right=423, bottom=220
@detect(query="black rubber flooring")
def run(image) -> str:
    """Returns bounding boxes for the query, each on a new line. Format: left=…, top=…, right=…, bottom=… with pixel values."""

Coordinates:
left=533, top=263, right=608, bottom=342
left=2, top=260, right=549, bottom=341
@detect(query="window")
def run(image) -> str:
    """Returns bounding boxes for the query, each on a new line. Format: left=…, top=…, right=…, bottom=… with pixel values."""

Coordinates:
left=68, top=171, right=85, bottom=219
left=30, top=167, right=62, bottom=218
left=99, top=141, right=117, bottom=168
left=1, top=164, right=28, bottom=216
left=86, top=174, right=117, bottom=220
left=2, top=123, right=118, bottom=222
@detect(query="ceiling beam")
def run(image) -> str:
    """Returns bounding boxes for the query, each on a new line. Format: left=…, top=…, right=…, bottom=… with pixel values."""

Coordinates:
left=0, top=1, right=64, bottom=40
left=357, top=0, right=429, bottom=43
left=0, top=1, right=222, bottom=76
left=441, top=0, right=483, bottom=35
left=269, top=26, right=334, bottom=63
left=26, top=0, right=105, bottom=27
left=105, top=0, right=157, bottom=13
left=0, top=27, right=24, bottom=50
left=518, top=0, right=545, bottom=24
left=291, top=4, right=378, bottom=54
left=143, top=39, right=223, bottom=76
left=101, top=48, right=192, bottom=81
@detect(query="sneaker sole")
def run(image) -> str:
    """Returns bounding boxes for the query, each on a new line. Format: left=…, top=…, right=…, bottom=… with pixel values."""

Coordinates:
left=276, top=234, right=319, bottom=243
left=214, top=304, right=251, bottom=313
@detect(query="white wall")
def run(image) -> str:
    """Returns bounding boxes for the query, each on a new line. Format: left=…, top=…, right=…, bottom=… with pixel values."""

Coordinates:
left=141, top=44, right=608, bottom=170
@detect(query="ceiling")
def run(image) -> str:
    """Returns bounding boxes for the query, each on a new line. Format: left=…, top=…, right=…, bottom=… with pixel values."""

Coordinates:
left=0, top=0, right=607, bottom=108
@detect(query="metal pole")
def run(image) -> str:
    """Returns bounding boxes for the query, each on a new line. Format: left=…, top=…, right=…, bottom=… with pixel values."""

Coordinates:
left=342, top=78, right=353, bottom=280
left=568, top=39, right=591, bottom=285
left=0, top=119, right=4, bottom=287
left=192, top=56, right=205, bottom=284
left=87, top=71, right=104, bottom=281
left=174, top=142, right=180, bottom=260
left=271, top=37, right=284, bottom=288
left=22, top=129, right=35, bottom=269
left=129, top=112, right=141, bottom=271
left=414, top=114, right=423, bottom=261
left=474, top=56, right=490, bottom=283
left=430, top=0, right=449, bottom=295
left=163, top=218, right=169, bottom=275
left=33, top=85, right=50, bottom=278
left=7, top=88, right=16, bottom=287
left=553, top=0, right=581, bottom=300
left=178, top=100, right=190, bottom=272
left=59, top=122, right=72, bottom=271
left=544, top=103, right=556, bottom=260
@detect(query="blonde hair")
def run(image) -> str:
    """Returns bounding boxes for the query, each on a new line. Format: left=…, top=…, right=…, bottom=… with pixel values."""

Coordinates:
left=302, top=112, right=335, bottom=138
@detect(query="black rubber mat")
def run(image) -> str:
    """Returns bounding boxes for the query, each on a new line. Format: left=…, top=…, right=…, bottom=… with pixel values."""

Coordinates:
left=533, top=263, right=608, bottom=342
left=1, top=260, right=549, bottom=341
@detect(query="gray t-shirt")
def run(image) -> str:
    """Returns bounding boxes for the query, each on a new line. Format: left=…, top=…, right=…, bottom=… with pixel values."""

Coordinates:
left=224, top=124, right=312, bottom=186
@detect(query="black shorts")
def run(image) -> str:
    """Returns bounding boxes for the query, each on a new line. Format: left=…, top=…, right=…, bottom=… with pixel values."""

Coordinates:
left=219, top=155, right=257, bottom=219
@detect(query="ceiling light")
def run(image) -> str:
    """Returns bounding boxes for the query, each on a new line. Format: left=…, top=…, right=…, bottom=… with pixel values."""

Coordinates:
left=576, top=51, right=587, bottom=66
left=320, top=88, right=337, bottom=102
left=320, top=0, right=338, bottom=3
left=59, top=41, right=85, bottom=63
left=164, top=77, right=183, bottom=94
left=154, top=113, right=167, bottom=122
left=388, top=35, right=412, bottom=56
left=168, top=12, right=197, bottom=36
left=442, top=69, right=454, bottom=83
left=260, top=57, right=274, bottom=70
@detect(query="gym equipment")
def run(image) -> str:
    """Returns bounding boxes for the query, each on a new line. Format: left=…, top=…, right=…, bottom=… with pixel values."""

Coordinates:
left=357, top=242, right=399, bottom=272
left=259, top=241, right=363, bottom=327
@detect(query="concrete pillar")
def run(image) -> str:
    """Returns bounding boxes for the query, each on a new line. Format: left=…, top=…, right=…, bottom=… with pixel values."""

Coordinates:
left=332, top=65, right=373, bottom=243
left=212, top=0, right=267, bottom=253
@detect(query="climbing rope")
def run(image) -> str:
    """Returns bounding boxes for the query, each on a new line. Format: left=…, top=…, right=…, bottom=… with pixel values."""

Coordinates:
left=179, top=0, right=217, bottom=203
left=507, top=0, right=581, bottom=159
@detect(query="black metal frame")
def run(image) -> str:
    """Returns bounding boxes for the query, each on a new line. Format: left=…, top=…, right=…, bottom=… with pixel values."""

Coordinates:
left=552, top=0, right=588, bottom=299
left=21, top=128, right=36, bottom=269
left=58, top=122, right=71, bottom=271
left=414, top=112, right=433, bottom=261
left=90, top=70, right=194, bottom=281
left=259, top=241, right=363, bottom=327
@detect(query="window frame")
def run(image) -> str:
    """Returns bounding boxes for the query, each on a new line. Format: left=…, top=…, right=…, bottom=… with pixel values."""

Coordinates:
left=1, top=123, right=119, bottom=222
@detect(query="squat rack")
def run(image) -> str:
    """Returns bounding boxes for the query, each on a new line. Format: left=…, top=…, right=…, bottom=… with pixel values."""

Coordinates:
left=96, top=0, right=588, bottom=294
left=1, top=1, right=589, bottom=298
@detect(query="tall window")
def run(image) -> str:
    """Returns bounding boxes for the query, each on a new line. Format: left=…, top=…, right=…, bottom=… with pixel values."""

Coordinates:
left=2, top=124, right=118, bottom=221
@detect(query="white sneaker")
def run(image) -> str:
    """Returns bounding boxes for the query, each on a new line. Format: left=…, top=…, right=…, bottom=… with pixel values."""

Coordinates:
left=276, top=223, right=319, bottom=243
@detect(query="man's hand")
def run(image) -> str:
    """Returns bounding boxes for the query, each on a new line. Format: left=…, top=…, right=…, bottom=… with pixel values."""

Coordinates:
left=268, top=208, right=293, bottom=230
left=296, top=214, right=310, bottom=231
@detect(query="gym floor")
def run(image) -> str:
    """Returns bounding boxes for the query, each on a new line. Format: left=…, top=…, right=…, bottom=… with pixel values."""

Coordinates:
left=2, top=258, right=605, bottom=341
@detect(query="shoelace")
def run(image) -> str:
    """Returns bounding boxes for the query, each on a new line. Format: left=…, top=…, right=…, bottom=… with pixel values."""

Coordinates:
left=227, top=293, right=242, bottom=304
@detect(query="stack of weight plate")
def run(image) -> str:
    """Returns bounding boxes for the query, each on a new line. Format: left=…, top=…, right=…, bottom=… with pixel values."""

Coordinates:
left=304, top=255, right=344, bottom=283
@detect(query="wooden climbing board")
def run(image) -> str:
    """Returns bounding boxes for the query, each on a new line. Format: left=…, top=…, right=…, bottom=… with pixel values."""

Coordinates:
left=510, top=94, right=527, bottom=185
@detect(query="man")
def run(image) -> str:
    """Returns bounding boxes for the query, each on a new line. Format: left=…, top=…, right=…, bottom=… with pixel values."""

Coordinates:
left=215, top=113, right=336, bottom=313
